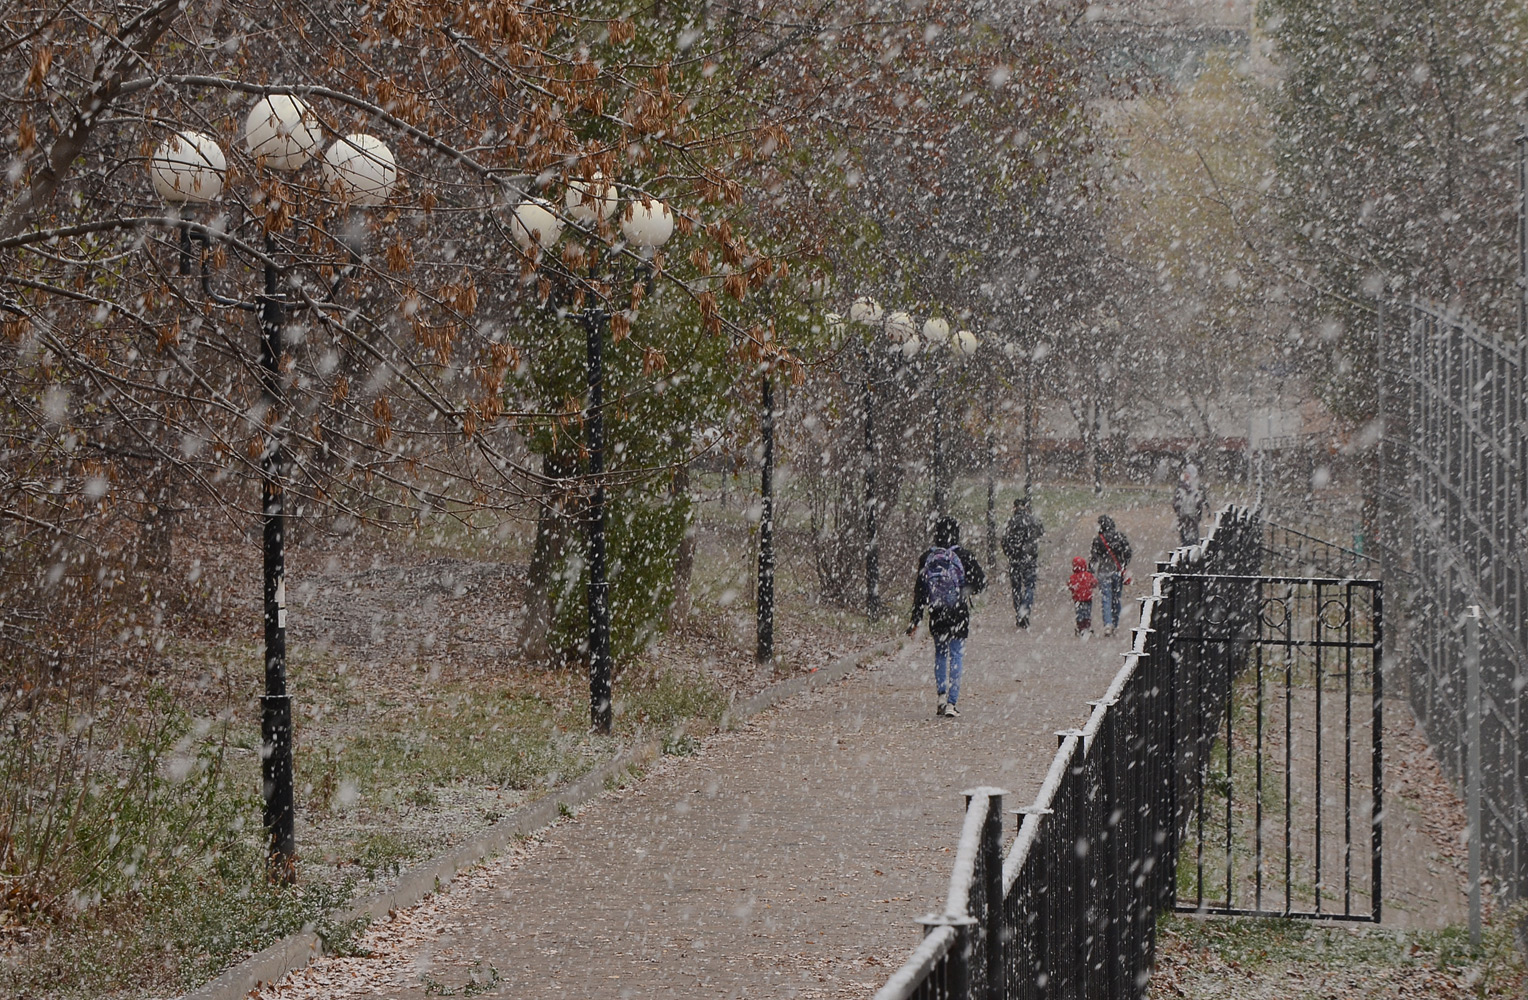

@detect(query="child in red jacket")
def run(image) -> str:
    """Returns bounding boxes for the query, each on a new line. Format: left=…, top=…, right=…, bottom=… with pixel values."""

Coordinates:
left=1068, top=557, right=1097, bottom=636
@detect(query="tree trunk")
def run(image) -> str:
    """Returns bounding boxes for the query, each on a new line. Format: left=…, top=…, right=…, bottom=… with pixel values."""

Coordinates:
left=666, top=463, right=695, bottom=628
left=1090, top=399, right=1103, bottom=496
left=520, top=452, right=575, bottom=664
left=139, top=463, right=177, bottom=574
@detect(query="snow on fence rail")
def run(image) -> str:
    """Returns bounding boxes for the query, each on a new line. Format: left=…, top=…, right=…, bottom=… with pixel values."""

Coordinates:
left=873, top=506, right=1263, bottom=1000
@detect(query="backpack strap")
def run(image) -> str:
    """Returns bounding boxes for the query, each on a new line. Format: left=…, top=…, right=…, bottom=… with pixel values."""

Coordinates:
left=1098, top=532, right=1124, bottom=574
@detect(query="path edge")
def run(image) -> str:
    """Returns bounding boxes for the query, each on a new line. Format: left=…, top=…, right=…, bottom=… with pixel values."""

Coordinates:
left=181, top=634, right=904, bottom=1000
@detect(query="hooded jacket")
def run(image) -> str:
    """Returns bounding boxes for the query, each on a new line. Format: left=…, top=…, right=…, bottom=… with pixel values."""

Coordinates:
left=1090, top=515, right=1132, bottom=577
left=1068, top=557, right=1097, bottom=603
left=910, top=516, right=987, bottom=640
left=1001, top=502, right=1045, bottom=564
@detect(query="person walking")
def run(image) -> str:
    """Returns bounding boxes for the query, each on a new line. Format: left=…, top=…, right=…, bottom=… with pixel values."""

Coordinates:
left=1090, top=515, right=1133, bottom=637
left=1172, top=463, right=1209, bottom=547
left=906, top=515, right=987, bottom=718
left=1000, top=497, right=1044, bottom=629
left=1067, top=556, right=1096, bottom=637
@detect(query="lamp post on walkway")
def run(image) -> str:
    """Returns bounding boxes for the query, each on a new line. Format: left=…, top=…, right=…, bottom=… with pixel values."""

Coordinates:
left=512, top=183, right=676, bottom=733
left=758, top=361, right=776, bottom=663
left=150, top=98, right=398, bottom=880
left=923, top=315, right=952, bottom=516
left=921, top=318, right=979, bottom=520
left=849, top=296, right=884, bottom=617
left=850, top=298, right=923, bottom=617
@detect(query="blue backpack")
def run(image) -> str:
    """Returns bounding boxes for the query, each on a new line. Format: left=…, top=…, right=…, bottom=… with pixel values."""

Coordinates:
left=922, top=547, right=966, bottom=610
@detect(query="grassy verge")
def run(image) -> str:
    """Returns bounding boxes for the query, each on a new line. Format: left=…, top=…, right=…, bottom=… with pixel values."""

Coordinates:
left=1152, top=911, right=1526, bottom=998
left=1, top=658, right=734, bottom=1000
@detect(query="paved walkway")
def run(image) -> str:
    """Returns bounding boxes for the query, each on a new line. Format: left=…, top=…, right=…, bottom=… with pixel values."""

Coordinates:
left=252, top=505, right=1464, bottom=1000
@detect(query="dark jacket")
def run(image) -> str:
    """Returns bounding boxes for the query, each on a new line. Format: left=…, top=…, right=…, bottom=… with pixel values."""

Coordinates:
left=1001, top=508, right=1044, bottom=565
left=1090, top=516, right=1132, bottom=577
left=1173, top=481, right=1208, bottom=523
left=910, top=545, right=986, bottom=640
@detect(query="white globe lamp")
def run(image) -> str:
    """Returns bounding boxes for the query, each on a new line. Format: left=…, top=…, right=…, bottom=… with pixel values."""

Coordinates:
left=150, top=131, right=227, bottom=204
left=620, top=197, right=675, bottom=249
left=849, top=296, right=884, bottom=325
left=922, top=317, right=951, bottom=345
left=509, top=198, right=566, bottom=252
left=565, top=172, right=619, bottom=224
left=955, top=329, right=980, bottom=357
left=885, top=310, right=916, bottom=344
left=322, top=134, right=398, bottom=206
left=243, top=95, right=321, bottom=171
left=900, top=334, right=922, bottom=359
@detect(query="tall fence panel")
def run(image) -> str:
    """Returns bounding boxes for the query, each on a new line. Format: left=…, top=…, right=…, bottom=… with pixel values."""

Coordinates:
left=1377, top=300, right=1528, bottom=899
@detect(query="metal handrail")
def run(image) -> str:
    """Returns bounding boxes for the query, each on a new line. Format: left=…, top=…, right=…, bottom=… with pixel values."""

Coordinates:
left=874, top=505, right=1265, bottom=1000
left=876, top=925, right=958, bottom=1000
left=944, top=794, right=990, bottom=916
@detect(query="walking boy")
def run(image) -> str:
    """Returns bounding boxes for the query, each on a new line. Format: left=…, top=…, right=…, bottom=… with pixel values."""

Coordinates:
left=906, top=516, right=986, bottom=717
left=1000, top=497, right=1044, bottom=629
left=1068, top=557, right=1096, bottom=637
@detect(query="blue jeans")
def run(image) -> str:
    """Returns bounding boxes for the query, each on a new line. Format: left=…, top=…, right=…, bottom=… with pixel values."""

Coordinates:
left=1010, top=560, right=1037, bottom=622
left=934, top=637, right=966, bottom=705
left=1100, top=571, right=1124, bottom=629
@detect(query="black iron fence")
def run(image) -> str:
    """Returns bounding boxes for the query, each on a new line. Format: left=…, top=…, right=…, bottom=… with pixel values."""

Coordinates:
left=1167, top=573, right=1382, bottom=922
left=1375, top=299, right=1528, bottom=899
left=874, top=506, right=1264, bottom=1000
left=1262, top=520, right=1378, bottom=579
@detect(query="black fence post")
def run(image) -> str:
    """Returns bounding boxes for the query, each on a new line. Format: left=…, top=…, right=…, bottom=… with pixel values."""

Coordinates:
left=917, top=914, right=978, bottom=1000
left=1014, top=805, right=1053, bottom=999
left=965, top=787, right=1007, bottom=1000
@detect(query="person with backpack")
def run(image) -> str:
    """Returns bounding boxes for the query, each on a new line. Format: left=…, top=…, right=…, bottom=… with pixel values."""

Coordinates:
left=1000, top=497, right=1044, bottom=630
left=1089, top=515, right=1133, bottom=637
left=1172, top=463, right=1209, bottom=546
left=906, top=515, right=987, bottom=718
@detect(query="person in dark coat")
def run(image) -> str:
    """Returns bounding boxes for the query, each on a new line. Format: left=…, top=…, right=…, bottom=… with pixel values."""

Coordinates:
left=1172, top=463, right=1209, bottom=546
left=907, top=515, right=987, bottom=717
left=1089, top=515, right=1133, bottom=637
left=1001, top=497, right=1044, bottom=629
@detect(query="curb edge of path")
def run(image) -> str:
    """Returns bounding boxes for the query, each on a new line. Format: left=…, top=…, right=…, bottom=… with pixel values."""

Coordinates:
left=182, top=634, right=905, bottom=1000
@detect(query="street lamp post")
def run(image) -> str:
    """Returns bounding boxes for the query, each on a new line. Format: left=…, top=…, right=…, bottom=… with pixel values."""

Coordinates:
left=757, top=367, right=775, bottom=662
left=513, top=185, right=674, bottom=733
left=854, top=300, right=922, bottom=616
left=983, top=354, right=997, bottom=570
left=919, top=319, right=978, bottom=520
left=849, top=296, right=885, bottom=617
left=923, top=316, right=952, bottom=516
left=151, top=100, right=397, bottom=880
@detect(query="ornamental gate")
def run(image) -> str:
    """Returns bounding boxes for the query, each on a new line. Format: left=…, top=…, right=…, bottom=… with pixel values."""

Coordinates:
left=1165, top=574, right=1383, bottom=921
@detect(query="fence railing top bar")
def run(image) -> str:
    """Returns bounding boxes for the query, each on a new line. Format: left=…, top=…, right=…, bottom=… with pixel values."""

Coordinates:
left=1002, top=810, right=1044, bottom=895
left=943, top=792, right=991, bottom=916
left=1264, top=519, right=1378, bottom=565
left=871, top=924, right=958, bottom=1000
left=1176, top=573, right=1380, bottom=587
left=1402, top=296, right=1520, bottom=350
left=1002, top=734, right=1079, bottom=891
left=1099, top=643, right=1149, bottom=711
